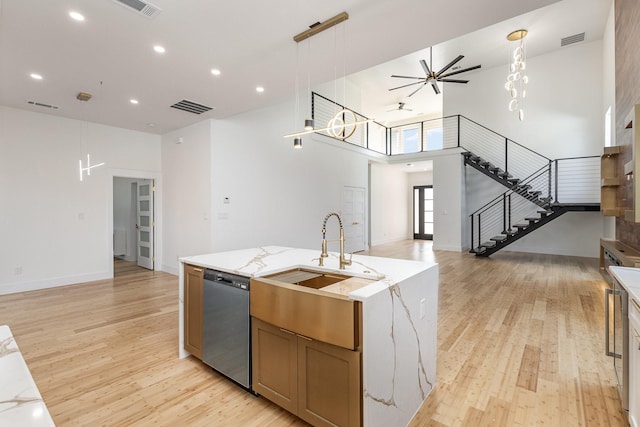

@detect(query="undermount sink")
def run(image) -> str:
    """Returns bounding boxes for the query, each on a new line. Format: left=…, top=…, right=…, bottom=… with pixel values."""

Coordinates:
left=266, top=269, right=349, bottom=289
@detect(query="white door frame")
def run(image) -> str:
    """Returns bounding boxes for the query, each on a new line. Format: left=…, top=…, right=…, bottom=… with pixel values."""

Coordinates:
left=107, top=168, right=162, bottom=278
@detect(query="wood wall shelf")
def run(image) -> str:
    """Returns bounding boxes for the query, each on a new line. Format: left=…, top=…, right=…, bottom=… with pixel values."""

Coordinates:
left=601, top=145, right=622, bottom=216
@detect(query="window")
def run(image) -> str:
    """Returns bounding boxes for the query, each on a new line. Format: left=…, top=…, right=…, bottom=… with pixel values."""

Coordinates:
left=391, top=125, right=421, bottom=154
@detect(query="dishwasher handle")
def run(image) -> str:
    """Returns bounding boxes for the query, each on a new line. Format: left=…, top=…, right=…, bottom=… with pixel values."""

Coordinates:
left=605, top=287, right=622, bottom=358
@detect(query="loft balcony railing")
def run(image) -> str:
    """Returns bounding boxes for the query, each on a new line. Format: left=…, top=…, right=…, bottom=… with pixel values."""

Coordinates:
left=311, top=91, right=600, bottom=253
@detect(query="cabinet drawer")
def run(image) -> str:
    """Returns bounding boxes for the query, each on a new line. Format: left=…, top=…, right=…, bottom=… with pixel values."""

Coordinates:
left=250, top=278, right=360, bottom=350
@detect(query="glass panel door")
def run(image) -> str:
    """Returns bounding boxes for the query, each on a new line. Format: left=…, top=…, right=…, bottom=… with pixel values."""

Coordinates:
left=413, top=185, right=433, bottom=240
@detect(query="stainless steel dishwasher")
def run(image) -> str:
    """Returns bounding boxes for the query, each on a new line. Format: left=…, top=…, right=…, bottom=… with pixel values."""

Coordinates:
left=202, top=269, right=251, bottom=389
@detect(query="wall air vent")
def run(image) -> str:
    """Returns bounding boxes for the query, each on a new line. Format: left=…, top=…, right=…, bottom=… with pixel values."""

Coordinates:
left=561, top=32, right=585, bottom=47
left=27, top=100, right=59, bottom=110
left=112, top=0, right=162, bottom=18
left=170, top=100, right=214, bottom=115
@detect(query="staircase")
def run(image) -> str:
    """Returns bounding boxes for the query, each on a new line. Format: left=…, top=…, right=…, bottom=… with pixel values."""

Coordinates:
left=459, top=125, right=600, bottom=257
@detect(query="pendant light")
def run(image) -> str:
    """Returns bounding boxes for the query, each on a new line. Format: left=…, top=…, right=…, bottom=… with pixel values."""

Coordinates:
left=505, top=29, right=528, bottom=121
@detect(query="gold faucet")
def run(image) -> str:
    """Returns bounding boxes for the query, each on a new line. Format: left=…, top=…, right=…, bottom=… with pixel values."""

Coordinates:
left=319, top=212, right=352, bottom=269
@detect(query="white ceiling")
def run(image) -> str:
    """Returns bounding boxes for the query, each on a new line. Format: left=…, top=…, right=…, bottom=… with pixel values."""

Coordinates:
left=0, top=0, right=609, bottom=135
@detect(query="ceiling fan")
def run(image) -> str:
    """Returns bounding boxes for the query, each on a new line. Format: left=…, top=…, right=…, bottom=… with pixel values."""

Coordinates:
left=388, top=47, right=481, bottom=96
left=386, top=102, right=413, bottom=112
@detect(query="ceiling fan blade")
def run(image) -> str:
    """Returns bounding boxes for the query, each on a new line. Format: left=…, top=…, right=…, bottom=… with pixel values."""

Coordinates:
left=407, top=83, right=427, bottom=97
left=390, top=75, right=425, bottom=80
left=439, top=64, right=481, bottom=78
left=435, top=55, right=464, bottom=77
left=431, top=82, right=441, bottom=95
left=438, top=78, right=469, bottom=83
left=419, top=59, right=431, bottom=76
left=388, top=81, right=425, bottom=91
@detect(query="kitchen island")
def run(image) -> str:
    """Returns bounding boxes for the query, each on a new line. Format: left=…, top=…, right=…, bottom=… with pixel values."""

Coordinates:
left=179, top=246, right=438, bottom=427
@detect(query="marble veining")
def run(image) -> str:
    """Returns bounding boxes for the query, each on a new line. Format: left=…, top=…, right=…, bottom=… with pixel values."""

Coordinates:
left=389, top=284, right=433, bottom=398
left=0, top=325, right=55, bottom=426
left=1, top=336, right=18, bottom=358
left=234, top=246, right=292, bottom=274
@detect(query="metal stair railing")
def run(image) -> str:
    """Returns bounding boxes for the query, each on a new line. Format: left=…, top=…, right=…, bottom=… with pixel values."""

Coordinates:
left=469, top=155, right=600, bottom=253
left=470, top=164, right=552, bottom=252
left=458, top=116, right=551, bottom=180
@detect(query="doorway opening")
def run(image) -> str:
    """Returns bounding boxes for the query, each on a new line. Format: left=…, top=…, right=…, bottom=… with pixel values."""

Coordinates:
left=113, top=177, right=155, bottom=275
left=413, top=185, right=433, bottom=240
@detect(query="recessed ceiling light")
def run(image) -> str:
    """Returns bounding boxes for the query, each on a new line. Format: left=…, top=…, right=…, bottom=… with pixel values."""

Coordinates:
left=153, top=45, right=165, bottom=54
left=256, top=86, right=265, bottom=93
left=147, top=123, right=156, bottom=128
left=69, top=11, right=85, bottom=21
left=211, top=68, right=221, bottom=76
left=30, top=73, right=43, bottom=80
left=130, top=99, right=139, bottom=105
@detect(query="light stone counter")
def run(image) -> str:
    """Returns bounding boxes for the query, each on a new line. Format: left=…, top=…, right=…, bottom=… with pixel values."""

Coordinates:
left=0, top=325, right=55, bottom=427
left=610, top=266, right=640, bottom=303
left=179, top=246, right=438, bottom=427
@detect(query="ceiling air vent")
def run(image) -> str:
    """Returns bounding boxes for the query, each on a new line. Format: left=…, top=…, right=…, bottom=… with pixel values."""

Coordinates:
left=112, top=0, right=162, bottom=18
left=27, top=100, right=59, bottom=110
left=170, top=100, right=213, bottom=115
left=561, top=32, right=585, bottom=47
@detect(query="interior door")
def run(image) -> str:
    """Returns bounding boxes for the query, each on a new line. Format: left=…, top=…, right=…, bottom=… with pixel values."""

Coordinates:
left=414, top=185, right=433, bottom=240
left=342, top=186, right=366, bottom=253
left=136, top=179, right=154, bottom=270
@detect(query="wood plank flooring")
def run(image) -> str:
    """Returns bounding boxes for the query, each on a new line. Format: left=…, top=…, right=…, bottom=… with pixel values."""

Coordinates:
left=0, top=244, right=627, bottom=426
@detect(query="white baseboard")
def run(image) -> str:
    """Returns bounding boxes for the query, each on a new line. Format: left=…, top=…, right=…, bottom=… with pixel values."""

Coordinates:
left=0, top=272, right=111, bottom=296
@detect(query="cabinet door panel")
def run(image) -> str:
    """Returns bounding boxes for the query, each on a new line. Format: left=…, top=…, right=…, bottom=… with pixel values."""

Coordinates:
left=252, top=318, right=298, bottom=414
left=184, top=264, right=204, bottom=359
left=298, top=337, right=361, bottom=427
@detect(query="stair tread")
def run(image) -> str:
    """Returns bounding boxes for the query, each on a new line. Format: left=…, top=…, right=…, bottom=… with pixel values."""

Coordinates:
left=491, top=235, right=508, bottom=242
left=480, top=241, right=497, bottom=248
left=514, top=223, right=529, bottom=228
left=525, top=217, right=541, bottom=222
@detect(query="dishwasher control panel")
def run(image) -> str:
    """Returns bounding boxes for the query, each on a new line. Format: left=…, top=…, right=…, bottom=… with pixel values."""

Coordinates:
left=204, top=269, right=250, bottom=290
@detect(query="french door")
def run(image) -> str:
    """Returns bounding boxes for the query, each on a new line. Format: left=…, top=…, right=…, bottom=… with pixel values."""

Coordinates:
left=413, top=185, right=433, bottom=240
left=136, top=179, right=154, bottom=270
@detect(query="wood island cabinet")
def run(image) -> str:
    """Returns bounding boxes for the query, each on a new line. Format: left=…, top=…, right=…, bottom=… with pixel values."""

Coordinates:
left=252, top=317, right=362, bottom=427
left=183, top=263, right=204, bottom=359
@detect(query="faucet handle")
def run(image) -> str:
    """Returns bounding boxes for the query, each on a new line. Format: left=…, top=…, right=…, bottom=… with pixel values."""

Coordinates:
left=344, top=253, right=353, bottom=266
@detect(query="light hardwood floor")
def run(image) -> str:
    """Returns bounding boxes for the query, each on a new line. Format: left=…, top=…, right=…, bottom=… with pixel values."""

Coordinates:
left=0, top=244, right=627, bottom=426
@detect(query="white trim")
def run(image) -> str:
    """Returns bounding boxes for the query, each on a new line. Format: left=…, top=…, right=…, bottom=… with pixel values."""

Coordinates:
left=0, top=272, right=111, bottom=296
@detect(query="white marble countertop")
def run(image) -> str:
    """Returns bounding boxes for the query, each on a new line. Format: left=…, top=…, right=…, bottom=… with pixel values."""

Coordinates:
left=180, top=246, right=434, bottom=301
left=610, top=266, right=640, bottom=304
left=0, top=325, right=55, bottom=426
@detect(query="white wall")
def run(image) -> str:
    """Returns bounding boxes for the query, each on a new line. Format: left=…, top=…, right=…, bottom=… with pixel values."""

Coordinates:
left=208, top=100, right=369, bottom=254
left=433, top=151, right=465, bottom=251
left=161, top=120, right=213, bottom=274
left=158, top=99, right=371, bottom=273
left=0, top=106, right=161, bottom=294
left=445, top=40, right=604, bottom=158
left=370, top=163, right=411, bottom=245
left=444, top=40, right=606, bottom=257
